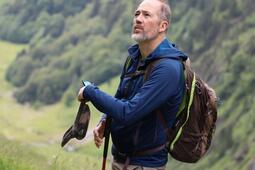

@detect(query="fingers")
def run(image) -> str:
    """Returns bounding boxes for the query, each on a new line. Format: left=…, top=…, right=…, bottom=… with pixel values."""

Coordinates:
left=93, top=127, right=104, bottom=148
left=98, top=120, right=106, bottom=138
left=93, top=121, right=106, bottom=148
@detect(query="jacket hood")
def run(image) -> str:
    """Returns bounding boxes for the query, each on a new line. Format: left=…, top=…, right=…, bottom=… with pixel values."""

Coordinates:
left=128, top=38, right=188, bottom=63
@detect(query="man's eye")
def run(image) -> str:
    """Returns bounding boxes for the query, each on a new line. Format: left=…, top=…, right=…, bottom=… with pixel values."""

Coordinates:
left=134, top=12, right=140, bottom=17
left=144, top=13, right=150, bottom=17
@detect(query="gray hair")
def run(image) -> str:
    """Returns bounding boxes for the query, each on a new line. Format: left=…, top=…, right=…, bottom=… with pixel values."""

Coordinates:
left=158, top=0, right=171, bottom=23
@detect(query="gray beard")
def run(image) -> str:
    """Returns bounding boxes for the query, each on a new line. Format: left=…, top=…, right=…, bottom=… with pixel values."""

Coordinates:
left=131, top=31, right=158, bottom=43
left=131, top=33, right=146, bottom=43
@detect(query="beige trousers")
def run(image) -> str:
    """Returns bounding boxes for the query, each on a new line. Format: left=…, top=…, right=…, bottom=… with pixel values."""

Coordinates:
left=111, top=159, right=166, bottom=170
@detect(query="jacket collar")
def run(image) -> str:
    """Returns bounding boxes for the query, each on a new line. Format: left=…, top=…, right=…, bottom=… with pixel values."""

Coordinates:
left=127, top=38, right=188, bottom=64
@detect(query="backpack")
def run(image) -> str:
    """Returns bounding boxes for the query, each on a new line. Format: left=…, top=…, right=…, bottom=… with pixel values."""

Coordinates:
left=145, top=58, right=218, bottom=163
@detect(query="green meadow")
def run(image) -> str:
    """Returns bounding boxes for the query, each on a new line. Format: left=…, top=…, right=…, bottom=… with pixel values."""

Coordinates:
left=0, top=41, right=118, bottom=170
left=0, top=0, right=7, bottom=7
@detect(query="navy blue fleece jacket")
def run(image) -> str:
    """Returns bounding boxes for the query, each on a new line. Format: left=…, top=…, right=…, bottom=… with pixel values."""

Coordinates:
left=83, top=38, right=188, bottom=167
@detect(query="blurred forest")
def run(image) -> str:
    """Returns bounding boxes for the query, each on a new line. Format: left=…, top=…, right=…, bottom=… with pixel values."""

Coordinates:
left=0, top=0, right=255, bottom=169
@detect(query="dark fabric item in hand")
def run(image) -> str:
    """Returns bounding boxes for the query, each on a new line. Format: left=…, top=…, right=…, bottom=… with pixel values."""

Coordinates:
left=61, top=102, right=90, bottom=147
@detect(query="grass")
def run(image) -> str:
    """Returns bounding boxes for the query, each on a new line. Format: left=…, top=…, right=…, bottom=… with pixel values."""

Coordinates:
left=0, top=41, right=25, bottom=91
left=0, top=135, right=50, bottom=170
left=0, top=0, right=7, bottom=7
left=0, top=40, right=118, bottom=170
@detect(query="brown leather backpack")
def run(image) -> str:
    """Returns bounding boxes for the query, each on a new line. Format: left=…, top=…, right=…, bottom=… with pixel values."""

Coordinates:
left=146, top=58, right=218, bottom=163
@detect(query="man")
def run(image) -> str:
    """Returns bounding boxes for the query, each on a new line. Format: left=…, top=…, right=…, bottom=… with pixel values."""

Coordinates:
left=77, top=0, right=188, bottom=169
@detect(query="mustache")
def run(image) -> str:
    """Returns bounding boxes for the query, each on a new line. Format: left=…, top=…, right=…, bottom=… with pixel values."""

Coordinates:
left=133, top=25, right=143, bottom=31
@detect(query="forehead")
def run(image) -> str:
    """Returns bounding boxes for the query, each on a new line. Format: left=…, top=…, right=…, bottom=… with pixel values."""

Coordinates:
left=136, top=0, right=162, bottom=13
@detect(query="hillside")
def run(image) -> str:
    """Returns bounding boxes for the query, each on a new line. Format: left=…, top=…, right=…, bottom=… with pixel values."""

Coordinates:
left=0, top=0, right=255, bottom=170
left=1, top=0, right=134, bottom=105
left=0, top=0, right=254, bottom=106
left=0, top=40, right=121, bottom=169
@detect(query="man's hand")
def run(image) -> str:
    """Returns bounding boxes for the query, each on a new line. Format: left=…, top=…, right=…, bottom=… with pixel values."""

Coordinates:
left=93, top=120, right=106, bottom=148
left=77, top=81, right=92, bottom=102
left=77, top=86, right=86, bottom=102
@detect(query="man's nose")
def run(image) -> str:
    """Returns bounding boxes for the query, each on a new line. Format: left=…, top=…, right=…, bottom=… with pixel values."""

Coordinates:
left=135, top=14, right=143, bottom=24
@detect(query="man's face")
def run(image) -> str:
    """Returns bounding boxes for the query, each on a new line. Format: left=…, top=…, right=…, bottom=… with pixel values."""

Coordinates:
left=132, top=0, right=163, bottom=43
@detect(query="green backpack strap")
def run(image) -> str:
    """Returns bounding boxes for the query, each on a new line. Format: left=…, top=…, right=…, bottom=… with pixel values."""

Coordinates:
left=124, top=56, right=132, bottom=72
left=170, top=73, right=196, bottom=151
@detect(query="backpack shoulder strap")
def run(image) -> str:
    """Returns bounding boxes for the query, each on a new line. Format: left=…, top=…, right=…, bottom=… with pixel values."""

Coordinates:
left=120, top=56, right=133, bottom=78
left=124, top=56, right=147, bottom=79
left=143, top=59, right=162, bottom=81
left=125, top=56, right=132, bottom=71
left=144, top=57, right=185, bottom=81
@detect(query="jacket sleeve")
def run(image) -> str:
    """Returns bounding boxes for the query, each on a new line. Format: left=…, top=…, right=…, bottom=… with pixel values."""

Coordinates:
left=99, top=77, right=123, bottom=122
left=84, top=60, right=182, bottom=125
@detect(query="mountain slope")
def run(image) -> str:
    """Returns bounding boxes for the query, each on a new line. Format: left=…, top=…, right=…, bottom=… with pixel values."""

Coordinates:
left=1, top=0, right=255, bottom=106
left=2, top=0, right=134, bottom=104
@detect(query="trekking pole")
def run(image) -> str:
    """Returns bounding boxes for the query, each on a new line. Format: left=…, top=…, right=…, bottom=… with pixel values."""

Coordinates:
left=102, top=116, right=111, bottom=170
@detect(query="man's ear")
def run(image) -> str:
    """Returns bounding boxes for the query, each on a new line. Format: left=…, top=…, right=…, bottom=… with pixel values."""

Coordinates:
left=159, top=20, right=169, bottom=33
